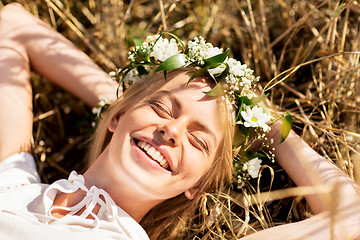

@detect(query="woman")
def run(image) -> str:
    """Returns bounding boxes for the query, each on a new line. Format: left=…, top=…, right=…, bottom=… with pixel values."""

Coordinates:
left=0, top=3, right=359, bottom=240
left=0, top=4, right=232, bottom=239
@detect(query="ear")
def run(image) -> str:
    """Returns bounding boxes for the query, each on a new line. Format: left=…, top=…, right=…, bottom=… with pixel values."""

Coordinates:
left=108, top=112, right=121, bottom=133
left=184, top=187, right=199, bottom=200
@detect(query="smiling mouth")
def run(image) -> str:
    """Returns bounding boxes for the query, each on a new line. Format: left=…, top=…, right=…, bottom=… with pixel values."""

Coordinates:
left=134, top=139, right=171, bottom=171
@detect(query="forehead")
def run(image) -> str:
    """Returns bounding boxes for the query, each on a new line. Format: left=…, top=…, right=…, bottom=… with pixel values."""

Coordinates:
left=154, top=73, right=227, bottom=144
left=156, top=72, right=219, bottom=107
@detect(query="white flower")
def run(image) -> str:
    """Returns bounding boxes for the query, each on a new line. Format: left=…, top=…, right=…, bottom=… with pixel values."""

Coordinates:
left=92, top=107, right=101, bottom=116
left=243, top=157, right=262, bottom=178
left=204, top=46, right=223, bottom=59
left=123, top=67, right=150, bottom=84
left=188, top=36, right=223, bottom=65
left=223, top=58, right=257, bottom=93
left=146, top=35, right=158, bottom=42
left=92, top=96, right=109, bottom=117
left=98, top=96, right=108, bottom=107
left=240, top=106, right=272, bottom=132
left=226, top=58, right=247, bottom=76
left=150, top=37, right=179, bottom=62
left=108, top=71, right=117, bottom=81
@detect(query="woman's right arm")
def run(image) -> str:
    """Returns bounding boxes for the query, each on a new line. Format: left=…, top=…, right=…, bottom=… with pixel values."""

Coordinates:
left=0, top=3, right=118, bottom=160
left=0, top=3, right=118, bottom=107
left=241, top=124, right=360, bottom=239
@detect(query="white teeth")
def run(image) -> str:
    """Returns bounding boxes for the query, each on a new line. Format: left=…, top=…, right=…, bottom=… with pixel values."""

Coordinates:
left=160, top=158, right=166, bottom=166
left=147, top=146, right=155, bottom=155
left=136, top=140, right=169, bottom=169
left=153, top=151, right=161, bottom=160
left=144, top=143, right=150, bottom=151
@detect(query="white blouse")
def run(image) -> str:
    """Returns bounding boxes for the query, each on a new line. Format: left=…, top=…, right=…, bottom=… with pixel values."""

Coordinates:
left=0, top=153, right=149, bottom=240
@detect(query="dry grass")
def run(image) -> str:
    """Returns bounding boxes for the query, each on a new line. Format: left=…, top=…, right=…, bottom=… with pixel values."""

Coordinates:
left=1, top=0, right=359, bottom=239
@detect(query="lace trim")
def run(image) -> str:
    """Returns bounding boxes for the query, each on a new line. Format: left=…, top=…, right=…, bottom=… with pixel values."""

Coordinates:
left=45, top=171, right=119, bottom=229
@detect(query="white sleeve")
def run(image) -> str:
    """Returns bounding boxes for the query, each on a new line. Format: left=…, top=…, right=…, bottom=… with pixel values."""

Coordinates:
left=0, top=211, right=131, bottom=240
left=0, top=152, right=40, bottom=187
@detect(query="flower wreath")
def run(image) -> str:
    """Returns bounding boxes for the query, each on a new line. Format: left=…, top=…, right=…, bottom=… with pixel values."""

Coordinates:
left=95, top=32, right=292, bottom=188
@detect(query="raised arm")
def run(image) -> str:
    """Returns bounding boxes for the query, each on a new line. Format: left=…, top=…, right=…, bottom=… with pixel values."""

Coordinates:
left=0, top=3, right=118, bottom=161
left=0, top=3, right=118, bottom=106
left=242, top=124, right=360, bottom=239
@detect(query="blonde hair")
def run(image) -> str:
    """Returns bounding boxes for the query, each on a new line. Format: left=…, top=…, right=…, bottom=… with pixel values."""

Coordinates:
left=88, top=68, right=234, bottom=239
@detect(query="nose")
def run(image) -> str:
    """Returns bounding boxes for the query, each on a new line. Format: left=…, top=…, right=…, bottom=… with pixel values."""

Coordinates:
left=157, top=118, right=187, bottom=146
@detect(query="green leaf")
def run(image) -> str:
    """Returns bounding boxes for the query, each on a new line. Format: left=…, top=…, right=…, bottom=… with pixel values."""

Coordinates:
left=187, top=60, right=229, bottom=84
left=204, top=83, right=223, bottom=97
left=236, top=94, right=268, bottom=107
left=133, top=36, right=143, bottom=47
left=155, top=54, right=187, bottom=72
left=119, top=62, right=135, bottom=75
left=203, top=49, right=230, bottom=66
left=249, top=94, right=269, bottom=106
left=131, top=36, right=148, bottom=57
left=215, top=62, right=230, bottom=79
left=236, top=96, right=252, bottom=106
left=281, top=113, right=293, bottom=143
left=188, top=67, right=209, bottom=83
left=207, top=62, right=222, bottom=69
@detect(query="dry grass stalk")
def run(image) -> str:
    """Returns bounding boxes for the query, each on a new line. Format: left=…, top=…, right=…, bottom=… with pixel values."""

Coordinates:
left=1, top=0, right=359, bottom=238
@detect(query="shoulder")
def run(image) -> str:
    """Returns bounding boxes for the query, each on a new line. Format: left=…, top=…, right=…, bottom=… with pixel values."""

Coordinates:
left=0, top=152, right=40, bottom=188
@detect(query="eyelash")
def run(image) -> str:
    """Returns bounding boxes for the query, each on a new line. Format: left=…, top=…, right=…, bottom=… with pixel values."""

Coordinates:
left=189, top=133, right=209, bottom=154
left=149, top=99, right=209, bottom=154
left=149, top=100, right=172, bottom=118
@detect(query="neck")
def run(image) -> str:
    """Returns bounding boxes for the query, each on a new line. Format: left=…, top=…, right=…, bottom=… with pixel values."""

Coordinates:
left=51, top=190, right=90, bottom=219
left=82, top=146, right=163, bottom=222
left=52, top=162, right=161, bottom=222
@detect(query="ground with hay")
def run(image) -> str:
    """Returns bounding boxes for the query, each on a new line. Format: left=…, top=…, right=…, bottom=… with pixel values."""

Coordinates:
left=0, top=0, right=359, bottom=239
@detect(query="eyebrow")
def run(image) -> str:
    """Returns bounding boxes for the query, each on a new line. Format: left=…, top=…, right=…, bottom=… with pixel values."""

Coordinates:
left=153, top=90, right=218, bottom=149
left=155, top=90, right=182, bottom=111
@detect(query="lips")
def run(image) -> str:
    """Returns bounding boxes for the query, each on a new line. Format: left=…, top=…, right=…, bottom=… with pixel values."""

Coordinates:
left=135, top=139, right=171, bottom=171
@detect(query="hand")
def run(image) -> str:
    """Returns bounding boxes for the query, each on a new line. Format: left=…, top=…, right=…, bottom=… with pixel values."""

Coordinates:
left=246, top=120, right=284, bottom=153
left=1, top=3, right=118, bottom=107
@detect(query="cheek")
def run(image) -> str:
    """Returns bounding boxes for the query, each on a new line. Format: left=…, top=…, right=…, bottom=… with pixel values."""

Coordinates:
left=118, top=107, right=155, bottom=130
left=181, top=149, right=214, bottom=183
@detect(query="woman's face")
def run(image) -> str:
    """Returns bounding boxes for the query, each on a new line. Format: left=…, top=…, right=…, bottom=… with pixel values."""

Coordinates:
left=105, top=73, right=226, bottom=201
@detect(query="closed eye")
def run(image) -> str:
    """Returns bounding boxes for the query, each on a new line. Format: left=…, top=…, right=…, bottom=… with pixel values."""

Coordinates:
left=188, top=132, right=210, bottom=155
left=149, top=100, right=172, bottom=118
